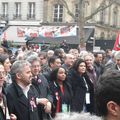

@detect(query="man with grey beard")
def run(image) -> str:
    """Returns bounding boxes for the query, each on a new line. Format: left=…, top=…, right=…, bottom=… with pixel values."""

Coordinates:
left=6, top=60, right=43, bottom=120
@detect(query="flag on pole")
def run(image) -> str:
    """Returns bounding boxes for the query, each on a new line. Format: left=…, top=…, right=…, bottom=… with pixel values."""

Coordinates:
left=113, top=32, right=120, bottom=51
left=2, top=32, right=7, bottom=41
left=17, top=27, right=24, bottom=37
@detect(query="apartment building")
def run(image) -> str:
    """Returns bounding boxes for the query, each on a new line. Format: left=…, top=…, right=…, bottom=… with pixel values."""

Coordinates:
left=0, top=0, right=44, bottom=44
left=0, top=0, right=43, bottom=24
left=43, top=0, right=120, bottom=40
left=0, top=0, right=120, bottom=46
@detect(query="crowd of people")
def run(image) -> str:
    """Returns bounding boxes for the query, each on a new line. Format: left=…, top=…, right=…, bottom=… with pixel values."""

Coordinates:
left=0, top=45, right=120, bottom=120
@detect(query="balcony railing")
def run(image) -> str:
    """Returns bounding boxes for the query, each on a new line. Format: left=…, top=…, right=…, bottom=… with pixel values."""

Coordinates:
left=13, top=14, right=21, bottom=20
left=0, top=14, right=8, bottom=20
left=27, top=14, right=35, bottom=20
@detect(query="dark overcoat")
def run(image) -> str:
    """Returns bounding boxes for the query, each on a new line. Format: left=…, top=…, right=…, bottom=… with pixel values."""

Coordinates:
left=49, top=80, right=73, bottom=117
left=67, top=69, right=94, bottom=113
left=6, top=82, right=42, bottom=120
left=32, top=73, right=53, bottom=120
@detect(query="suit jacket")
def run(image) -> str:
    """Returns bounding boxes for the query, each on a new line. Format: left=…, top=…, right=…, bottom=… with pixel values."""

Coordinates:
left=6, top=82, right=42, bottom=120
left=32, top=73, right=53, bottom=103
left=0, top=89, right=7, bottom=120
left=110, top=64, right=120, bottom=71
left=32, top=73, right=53, bottom=120
left=94, top=62, right=104, bottom=79
left=43, top=69, right=52, bottom=84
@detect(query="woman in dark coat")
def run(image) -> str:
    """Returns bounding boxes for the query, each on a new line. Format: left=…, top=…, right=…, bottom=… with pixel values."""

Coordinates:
left=67, top=59, right=94, bottom=113
left=49, top=67, right=73, bottom=117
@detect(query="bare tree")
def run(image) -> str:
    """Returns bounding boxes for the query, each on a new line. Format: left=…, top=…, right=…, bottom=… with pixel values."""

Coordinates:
left=59, top=0, right=116, bottom=48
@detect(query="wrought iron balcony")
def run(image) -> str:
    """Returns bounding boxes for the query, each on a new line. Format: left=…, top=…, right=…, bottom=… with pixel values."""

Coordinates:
left=27, top=14, right=35, bottom=20
left=13, top=14, right=21, bottom=20
left=0, top=14, right=8, bottom=20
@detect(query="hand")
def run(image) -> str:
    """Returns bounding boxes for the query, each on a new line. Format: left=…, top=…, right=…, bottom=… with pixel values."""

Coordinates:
left=36, top=98, right=49, bottom=106
left=44, top=102, right=51, bottom=113
left=10, top=113, right=17, bottom=120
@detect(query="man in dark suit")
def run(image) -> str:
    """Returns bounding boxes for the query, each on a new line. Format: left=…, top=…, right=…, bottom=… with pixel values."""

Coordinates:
left=6, top=60, right=42, bottom=120
left=43, top=56, right=61, bottom=83
left=26, top=55, right=53, bottom=120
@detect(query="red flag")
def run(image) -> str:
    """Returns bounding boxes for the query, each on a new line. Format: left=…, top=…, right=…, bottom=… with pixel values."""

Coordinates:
left=17, top=28, right=24, bottom=37
left=2, top=32, right=7, bottom=41
left=113, top=32, right=120, bottom=51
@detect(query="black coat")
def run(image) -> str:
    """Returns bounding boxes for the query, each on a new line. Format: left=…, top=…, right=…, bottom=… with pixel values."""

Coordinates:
left=49, top=80, right=73, bottom=117
left=0, top=89, right=7, bottom=120
left=67, top=69, right=94, bottom=113
left=6, top=82, right=42, bottom=120
left=94, top=62, right=104, bottom=79
left=32, top=73, right=53, bottom=103
left=43, top=69, right=52, bottom=84
left=32, top=74, right=53, bottom=120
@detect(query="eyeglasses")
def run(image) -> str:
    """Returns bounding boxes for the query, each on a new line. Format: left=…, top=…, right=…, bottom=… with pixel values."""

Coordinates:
left=40, top=57, right=45, bottom=60
left=0, top=71, right=6, bottom=76
left=31, top=65, right=40, bottom=68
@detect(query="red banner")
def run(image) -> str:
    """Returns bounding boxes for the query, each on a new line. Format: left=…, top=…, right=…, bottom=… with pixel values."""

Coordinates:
left=113, top=32, right=120, bottom=51
left=17, top=28, right=24, bottom=37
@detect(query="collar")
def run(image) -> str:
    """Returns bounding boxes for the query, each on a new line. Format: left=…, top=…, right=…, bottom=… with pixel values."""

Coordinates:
left=13, top=82, right=31, bottom=97
left=0, top=87, right=2, bottom=93
left=17, top=83, right=32, bottom=91
left=18, top=83, right=32, bottom=98
left=117, top=65, right=120, bottom=70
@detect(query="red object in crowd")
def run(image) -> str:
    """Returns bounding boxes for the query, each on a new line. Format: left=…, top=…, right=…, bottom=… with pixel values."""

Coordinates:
left=113, top=32, right=120, bottom=51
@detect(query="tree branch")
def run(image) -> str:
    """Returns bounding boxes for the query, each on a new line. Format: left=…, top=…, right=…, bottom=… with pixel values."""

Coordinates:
left=85, top=0, right=116, bottom=21
left=59, top=0, right=76, bottom=19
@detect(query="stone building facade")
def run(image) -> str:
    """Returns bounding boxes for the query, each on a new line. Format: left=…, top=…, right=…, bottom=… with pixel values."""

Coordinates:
left=0, top=0, right=44, bottom=25
left=43, top=0, right=120, bottom=40
left=0, top=0, right=120, bottom=44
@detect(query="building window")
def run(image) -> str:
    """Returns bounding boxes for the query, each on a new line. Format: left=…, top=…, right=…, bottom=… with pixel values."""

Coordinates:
left=28, top=2, right=35, bottom=19
left=75, top=4, right=79, bottom=22
left=53, top=4, right=63, bottom=22
left=100, top=32, right=105, bottom=39
left=2, top=2, right=8, bottom=18
left=113, top=7, right=118, bottom=26
left=100, top=6, right=106, bottom=24
left=84, top=1, right=89, bottom=16
left=14, top=2, right=21, bottom=19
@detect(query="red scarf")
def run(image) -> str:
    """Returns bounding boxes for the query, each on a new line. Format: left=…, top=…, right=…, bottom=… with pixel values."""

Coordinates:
left=56, top=85, right=64, bottom=112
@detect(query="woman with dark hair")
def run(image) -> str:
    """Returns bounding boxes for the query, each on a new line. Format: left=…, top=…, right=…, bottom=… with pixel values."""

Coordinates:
left=0, top=46, right=8, bottom=54
left=0, top=54, right=12, bottom=86
left=49, top=67, right=73, bottom=117
left=67, top=59, right=94, bottom=113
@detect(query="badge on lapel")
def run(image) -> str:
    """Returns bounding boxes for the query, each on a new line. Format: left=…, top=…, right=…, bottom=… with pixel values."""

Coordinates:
left=30, top=97, right=37, bottom=112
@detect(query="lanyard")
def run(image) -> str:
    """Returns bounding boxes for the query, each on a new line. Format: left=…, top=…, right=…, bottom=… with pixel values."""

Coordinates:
left=83, top=77, right=89, bottom=92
